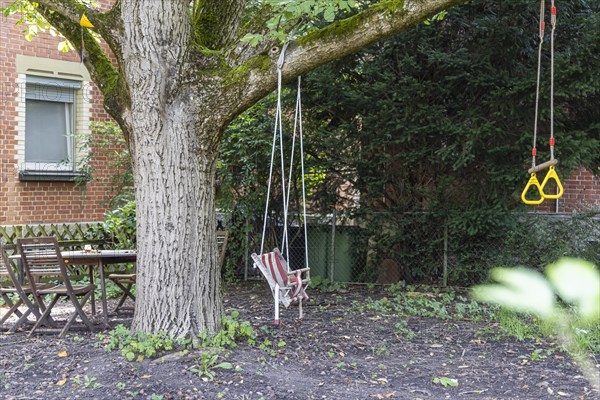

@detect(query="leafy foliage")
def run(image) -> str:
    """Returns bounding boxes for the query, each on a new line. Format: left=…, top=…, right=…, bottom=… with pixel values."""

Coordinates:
left=241, top=0, right=363, bottom=45
left=432, top=376, right=458, bottom=387
left=101, top=324, right=180, bottom=362
left=302, top=0, right=600, bottom=219
left=219, top=1, right=600, bottom=284
left=473, top=258, right=600, bottom=388
left=189, top=352, right=236, bottom=381
left=1, top=0, right=67, bottom=49
left=446, top=212, right=600, bottom=285
left=101, top=201, right=137, bottom=249
left=196, top=310, right=257, bottom=348
left=99, top=310, right=256, bottom=363
left=287, top=0, right=600, bottom=283
left=473, top=258, right=600, bottom=321
left=1, top=0, right=98, bottom=52
left=353, top=285, right=494, bottom=322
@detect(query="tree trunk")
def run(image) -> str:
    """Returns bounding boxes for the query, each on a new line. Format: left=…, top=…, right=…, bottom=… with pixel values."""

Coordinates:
left=131, top=101, right=223, bottom=338
left=120, top=0, right=224, bottom=338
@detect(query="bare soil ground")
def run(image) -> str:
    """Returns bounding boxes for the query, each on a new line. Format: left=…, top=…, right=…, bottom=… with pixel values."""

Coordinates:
left=1, top=282, right=598, bottom=400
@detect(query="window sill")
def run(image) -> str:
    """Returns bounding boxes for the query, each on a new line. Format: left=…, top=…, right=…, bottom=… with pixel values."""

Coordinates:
left=19, top=170, right=86, bottom=182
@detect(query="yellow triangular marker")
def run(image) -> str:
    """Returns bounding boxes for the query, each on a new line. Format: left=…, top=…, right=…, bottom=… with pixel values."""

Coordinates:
left=80, top=14, right=94, bottom=28
left=521, top=173, right=545, bottom=205
left=540, top=166, right=564, bottom=199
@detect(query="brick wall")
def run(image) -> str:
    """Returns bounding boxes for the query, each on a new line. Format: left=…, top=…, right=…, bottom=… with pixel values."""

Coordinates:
left=534, top=167, right=600, bottom=213
left=0, top=2, right=120, bottom=224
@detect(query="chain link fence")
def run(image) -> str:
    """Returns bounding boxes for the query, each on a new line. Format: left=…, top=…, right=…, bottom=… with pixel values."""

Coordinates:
left=236, top=211, right=600, bottom=287
left=3, top=214, right=597, bottom=287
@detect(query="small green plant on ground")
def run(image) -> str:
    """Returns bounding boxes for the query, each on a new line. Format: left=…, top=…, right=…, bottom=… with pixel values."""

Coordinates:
left=492, top=308, right=543, bottom=341
left=394, top=320, right=415, bottom=340
left=473, top=258, right=600, bottom=390
left=100, top=324, right=180, bottom=362
left=432, top=376, right=458, bottom=387
left=99, top=310, right=256, bottom=362
left=519, top=348, right=554, bottom=363
left=201, top=310, right=256, bottom=348
left=371, top=341, right=389, bottom=357
left=354, top=278, right=599, bottom=362
left=352, top=285, right=493, bottom=322
left=189, top=351, right=236, bottom=381
left=73, top=375, right=100, bottom=389
left=258, top=339, right=278, bottom=357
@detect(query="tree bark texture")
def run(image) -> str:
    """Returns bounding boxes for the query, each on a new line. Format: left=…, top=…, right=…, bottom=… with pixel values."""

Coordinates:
left=119, top=0, right=224, bottom=337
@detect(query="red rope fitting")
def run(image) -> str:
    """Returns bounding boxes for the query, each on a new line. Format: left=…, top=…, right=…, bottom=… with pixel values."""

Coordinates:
left=551, top=6, right=557, bottom=15
left=541, top=21, right=545, bottom=31
left=549, top=137, right=555, bottom=146
left=532, top=148, right=537, bottom=156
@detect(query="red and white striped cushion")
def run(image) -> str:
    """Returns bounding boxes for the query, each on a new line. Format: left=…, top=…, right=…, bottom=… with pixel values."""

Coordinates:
left=260, top=249, right=308, bottom=301
left=260, top=250, right=289, bottom=288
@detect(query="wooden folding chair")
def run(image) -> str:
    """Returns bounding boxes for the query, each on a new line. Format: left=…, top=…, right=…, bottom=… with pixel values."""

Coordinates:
left=217, top=230, right=228, bottom=269
left=108, top=272, right=136, bottom=314
left=251, top=248, right=310, bottom=326
left=0, top=247, right=46, bottom=331
left=17, top=237, right=96, bottom=338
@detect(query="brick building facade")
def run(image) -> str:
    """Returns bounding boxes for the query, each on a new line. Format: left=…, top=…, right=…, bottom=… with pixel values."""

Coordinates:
left=1, top=2, right=121, bottom=225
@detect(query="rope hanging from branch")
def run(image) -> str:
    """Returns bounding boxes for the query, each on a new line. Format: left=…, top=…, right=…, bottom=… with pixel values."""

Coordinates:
left=259, top=44, right=309, bottom=270
left=521, top=0, right=564, bottom=205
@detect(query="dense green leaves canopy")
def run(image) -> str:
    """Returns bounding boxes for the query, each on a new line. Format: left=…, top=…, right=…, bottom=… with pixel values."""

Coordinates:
left=300, top=0, right=599, bottom=217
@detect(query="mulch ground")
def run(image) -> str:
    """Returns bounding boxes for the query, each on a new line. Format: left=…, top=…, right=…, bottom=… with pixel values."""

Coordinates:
left=1, top=281, right=598, bottom=400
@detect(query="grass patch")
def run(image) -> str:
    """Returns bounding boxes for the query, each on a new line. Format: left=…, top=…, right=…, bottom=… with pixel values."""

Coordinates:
left=353, top=284, right=600, bottom=358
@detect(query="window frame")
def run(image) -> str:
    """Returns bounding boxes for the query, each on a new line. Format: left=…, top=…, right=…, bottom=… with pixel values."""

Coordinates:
left=23, top=76, right=80, bottom=174
left=14, top=56, right=92, bottom=183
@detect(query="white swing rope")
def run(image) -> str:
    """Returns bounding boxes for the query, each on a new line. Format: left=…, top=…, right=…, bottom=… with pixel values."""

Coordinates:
left=259, top=46, right=285, bottom=255
left=298, top=77, right=310, bottom=270
left=258, top=44, right=309, bottom=269
left=282, top=77, right=309, bottom=268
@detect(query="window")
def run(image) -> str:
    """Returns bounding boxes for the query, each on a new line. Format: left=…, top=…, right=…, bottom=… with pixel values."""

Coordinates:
left=24, top=76, right=79, bottom=172
left=15, top=56, right=92, bottom=182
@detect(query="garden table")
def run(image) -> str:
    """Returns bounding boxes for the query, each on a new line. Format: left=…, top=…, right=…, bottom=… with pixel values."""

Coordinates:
left=10, top=249, right=136, bottom=328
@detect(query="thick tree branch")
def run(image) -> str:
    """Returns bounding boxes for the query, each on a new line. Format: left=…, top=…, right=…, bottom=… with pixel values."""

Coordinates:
left=36, top=3, right=130, bottom=131
left=28, top=0, right=85, bottom=25
left=230, top=0, right=469, bottom=118
left=192, top=0, right=246, bottom=50
left=33, top=0, right=125, bottom=63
